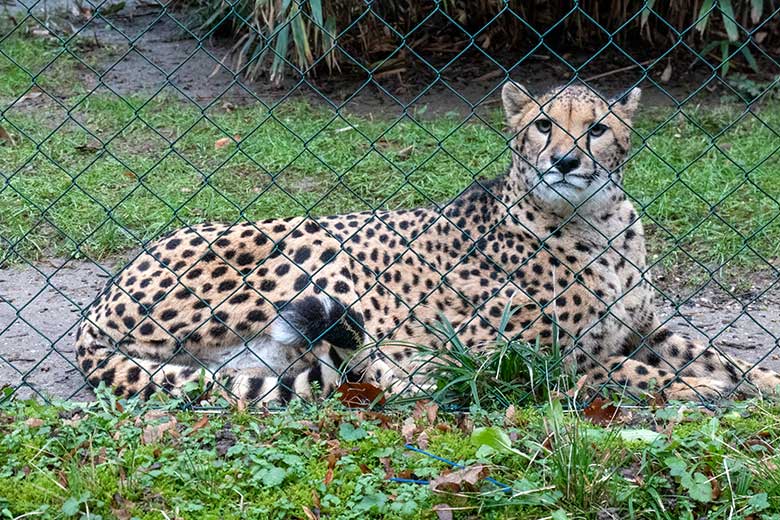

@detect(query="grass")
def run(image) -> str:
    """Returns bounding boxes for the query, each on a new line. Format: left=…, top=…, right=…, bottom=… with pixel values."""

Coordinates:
left=1, top=392, right=780, bottom=519
left=407, top=307, right=576, bottom=409
left=1, top=31, right=780, bottom=282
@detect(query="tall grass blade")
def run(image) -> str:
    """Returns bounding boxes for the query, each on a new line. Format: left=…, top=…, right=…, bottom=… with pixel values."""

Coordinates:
left=696, top=0, right=715, bottom=33
left=750, top=0, right=764, bottom=23
left=719, top=0, right=740, bottom=41
left=310, top=0, right=323, bottom=27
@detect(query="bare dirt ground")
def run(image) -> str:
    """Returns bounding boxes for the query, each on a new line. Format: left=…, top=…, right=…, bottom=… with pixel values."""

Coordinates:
left=2, top=258, right=779, bottom=402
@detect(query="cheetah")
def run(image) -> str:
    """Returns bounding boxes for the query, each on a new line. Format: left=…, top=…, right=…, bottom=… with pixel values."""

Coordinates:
left=75, top=82, right=780, bottom=404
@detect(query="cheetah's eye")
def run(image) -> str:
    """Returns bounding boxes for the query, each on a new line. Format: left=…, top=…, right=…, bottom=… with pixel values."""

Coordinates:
left=589, top=123, right=608, bottom=137
left=535, top=119, right=552, bottom=133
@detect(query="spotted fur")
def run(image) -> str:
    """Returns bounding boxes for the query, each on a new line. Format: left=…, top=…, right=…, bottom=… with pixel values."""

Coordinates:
left=74, top=82, right=780, bottom=404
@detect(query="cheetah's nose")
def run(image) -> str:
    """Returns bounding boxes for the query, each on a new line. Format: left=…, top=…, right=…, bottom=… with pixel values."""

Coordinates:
left=550, top=153, right=581, bottom=174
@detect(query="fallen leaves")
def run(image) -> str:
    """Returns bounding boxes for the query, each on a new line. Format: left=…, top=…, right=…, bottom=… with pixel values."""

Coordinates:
left=429, top=464, right=489, bottom=493
left=141, top=414, right=178, bottom=444
left=13, top=88, right=42, bottom=106
left=504, top=404, right=516, bottom=425
left=324, top=439, right=346, bottom=486
left=25, top=417, right=44, bottom=428
left=0, top=125, right=15, bottom=146
left=188, top=415, right=210, bottom=434
left=401, top=416, right=417, bottom=444
left=400, top=400, right=444, bottom=448
left=214, top=135, right=241, bottom=150
left=583, top=397, right=622, bottom=426
left=432, top=503, right=454, bottom=520
left=336, top=382, right=385, bottom=408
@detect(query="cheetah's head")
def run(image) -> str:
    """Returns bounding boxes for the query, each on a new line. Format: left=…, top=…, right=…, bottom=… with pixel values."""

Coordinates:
left=502, top=82, right=640, bottom=215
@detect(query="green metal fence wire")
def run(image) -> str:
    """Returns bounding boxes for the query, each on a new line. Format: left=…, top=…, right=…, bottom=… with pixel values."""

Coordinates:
left=1, top=0, right=779, bottom=407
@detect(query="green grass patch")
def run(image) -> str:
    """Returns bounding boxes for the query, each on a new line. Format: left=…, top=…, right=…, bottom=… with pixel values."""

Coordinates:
left=0, top=26, right=84, bottom=103
left=1, top=394, right=780, bottom=519
left=1, top=32, right=779, bottom=281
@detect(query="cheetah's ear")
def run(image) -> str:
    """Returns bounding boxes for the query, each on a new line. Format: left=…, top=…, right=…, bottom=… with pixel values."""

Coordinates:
left=612, top=87, right=641, bottom=120
left=501, top=81, right=532, bottom=124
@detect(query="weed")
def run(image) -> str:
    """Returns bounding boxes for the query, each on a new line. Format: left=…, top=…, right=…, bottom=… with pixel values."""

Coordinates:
left=409, top=305, right=574, bottom=409
left=540, top=400, right=628, bottom=518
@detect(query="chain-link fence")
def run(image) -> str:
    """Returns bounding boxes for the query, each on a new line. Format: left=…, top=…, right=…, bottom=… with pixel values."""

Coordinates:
left=1, top=0, right=779, bottom=407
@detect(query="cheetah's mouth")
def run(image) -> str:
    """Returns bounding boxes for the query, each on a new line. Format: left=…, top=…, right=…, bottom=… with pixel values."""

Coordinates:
left=543, top=171, right=592, bottom=190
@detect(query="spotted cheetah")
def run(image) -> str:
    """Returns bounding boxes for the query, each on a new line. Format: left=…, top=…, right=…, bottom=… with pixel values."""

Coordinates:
left=75, top=82, right=780, bottom=404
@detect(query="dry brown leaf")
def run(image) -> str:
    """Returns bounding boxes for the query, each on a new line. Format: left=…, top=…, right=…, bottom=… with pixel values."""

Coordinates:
left=14, top=89, right=42, bottom=105
left=25, top=418, right=44, bottom=428
left=380, top=457, right=394, bottom=479
left=94, top=446, right=107, bottom=465
left=565, top=374, right=589, bottom=398
left=397, top=144, right=414, bottom=160
left=189, top=415, right=210, bottom=433
left=141, top=409, right=169, bottom=421
left=707, top=470, right=721, bottom=501
left=111, top=492, right=135, bottom=520
left=401, top=417, right=417, bottom=444
left=504, top=404, right=516, bottom=424
left=57, top=470, right=69, bottom=488
left=141, top=415, right=177, bottom=444
left=355, top=410, right=392, bottom=429
left=111, top=509, right=132, bottom=520
left=215, top=424, right=237, bottom=457
left=214, top=137, right=232, bottom=149
left=583, top=397, right=622, bottom=426
left=336, top=382, right=385, bottom=407
left=412, top=400, right=428, bottom=420
left=430, top=465, right=489, bottom=493
left=455, top=413, right=473, bottom=434
left=75, top=141, right=101, bottom=153
left=660, top=62, right=673, bottom=83
left=417, top=430, right=429, bottom=450
left=433, top=504, right=454, bottom=520
left=745, top=437, right=774, bottom=454
left=426, top=402, right=439, bottom=425
left=324, top=467, right=334, bottom=485
left=302, top=506, right=318, bottom=520
left=0, top=125, right=15, bottom=146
